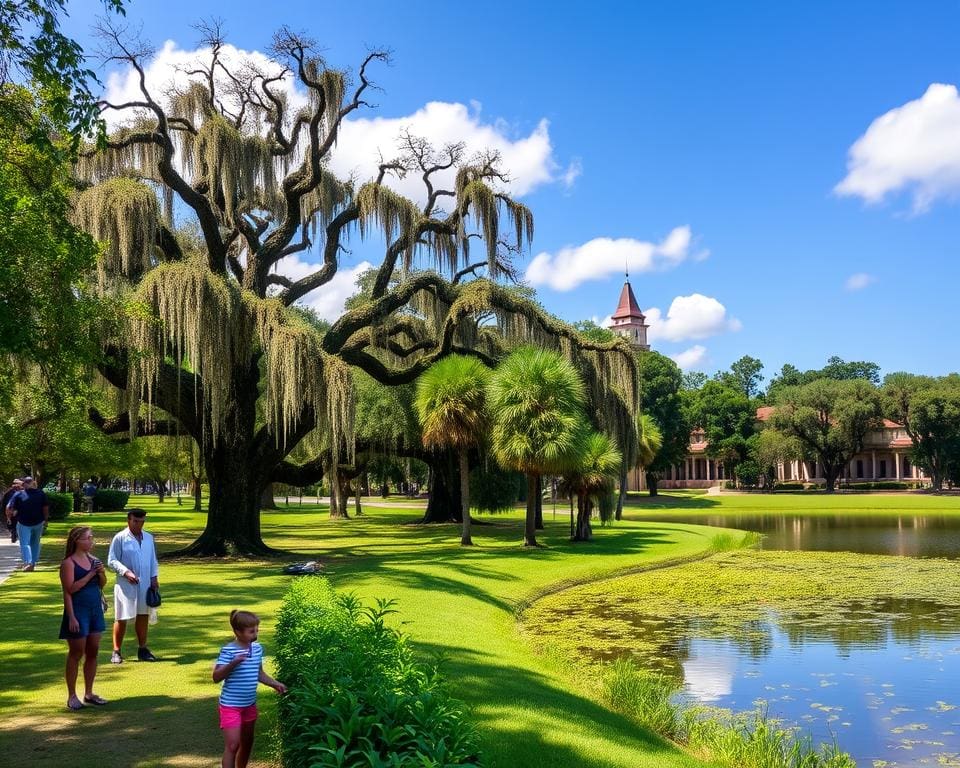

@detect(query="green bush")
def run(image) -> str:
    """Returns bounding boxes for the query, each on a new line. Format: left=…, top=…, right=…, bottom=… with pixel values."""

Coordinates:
left=46, top=492, right=73, bottom=521
left=469, top=464, right=523, bottom=513
left=775, top=482, right=804, bottom=491
left=94, top=489, right=130, bottom=511
left=846, top=481, right=909, bottom=491
left=275, top=578, right=483, bottom=768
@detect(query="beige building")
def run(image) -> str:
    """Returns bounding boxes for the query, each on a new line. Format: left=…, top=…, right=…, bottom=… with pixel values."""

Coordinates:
left=627, top=407, right=927, bottom=490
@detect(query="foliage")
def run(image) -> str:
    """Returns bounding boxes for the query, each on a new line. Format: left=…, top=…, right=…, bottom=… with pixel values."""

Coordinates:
left=636, top=413, right=662, bottom=468
left=94, top=488, right=129, bottom=511
left=46, top=490, right=72, bottom=519
left=468, top=462, right=523, bottom=513
left=766, top=357, right=881, bottom=401
left=274, top=578, right=483, bottom=768
left=715, top=355, right=764, bottom=398
left=487, top=347, right=588, bottom=544
left=0, top=86, right=104, bottom=404
left=683, top=380, right=757, bottom=471
left=883, top=372, right=960, bottom=491
left=770, top=378, right=882, bottom=491
left=733, top=460, right=760, bottom=488
left=0, top=0, right=125, bottom=149
left=637, top=352, right=688, bottom=491
left=572, top=319, right=616, bottom=343
left=415, top=355, right=491, bottom=452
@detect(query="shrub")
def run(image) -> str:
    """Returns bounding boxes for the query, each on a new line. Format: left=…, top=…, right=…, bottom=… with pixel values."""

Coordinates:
left=734, top=461, right=760, bottom=488
left=94, top=489, right=130, bottom=511
left=774, top=482, right=804, bottom=491
left=469, top=464, right=523, bottom=513
left=275, top=578, right=483, bottom=768
left=46, top=492, right=73, bottom=521
left=845, top=481, right=909, bottom=491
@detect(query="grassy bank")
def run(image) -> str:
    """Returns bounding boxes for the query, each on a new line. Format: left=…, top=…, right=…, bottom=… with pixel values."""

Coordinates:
left=0, top=497, right=738, bottom=768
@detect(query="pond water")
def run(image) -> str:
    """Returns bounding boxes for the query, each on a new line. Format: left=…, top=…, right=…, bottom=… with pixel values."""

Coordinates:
left=578, top=514, right=960, bottom=766
left=636, top=513, right=960, bottom=558
left=675, top=602, right=960, bottom=767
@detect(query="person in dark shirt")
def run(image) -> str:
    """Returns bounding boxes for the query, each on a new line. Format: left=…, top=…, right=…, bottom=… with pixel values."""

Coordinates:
left=1, top=478, right=23, bottom=543
left=7, top=476, right=49, bottom=571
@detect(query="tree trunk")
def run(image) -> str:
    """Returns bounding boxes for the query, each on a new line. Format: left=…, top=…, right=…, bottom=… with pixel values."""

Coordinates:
left=569, top=494, right=575, bottom=540
left=192, top=475, right=202, bottom=511
left=178, top=362, right=273, bottom=556
left=353, top=484, right=363, bottom=517
left=458, top=448, right=472, bottom=545
left=574, top=493, right=593, bottom=541
left=422, top=451, right=461, bottom=523
left=534, top=475, right=544, bottom=530
left=615, top=462, right=627, bottom=521
left=646, top=470, right=659, bottom=497
left=260, top=483, right=278, bottom=510
left=524, top=473, right=538, bottom=547
left=824, top=464, right=839, bottom=493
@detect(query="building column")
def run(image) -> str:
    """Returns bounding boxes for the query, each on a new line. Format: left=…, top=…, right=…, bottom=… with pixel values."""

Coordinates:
left=894, top=453, right=901, bottom=479
left=871, top=451, right=877, bottom=479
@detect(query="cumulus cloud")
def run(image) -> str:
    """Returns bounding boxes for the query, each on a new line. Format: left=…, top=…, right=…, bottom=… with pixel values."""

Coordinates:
left=103, top=41, right=566, bottom=204
left=671, top=345, right=708, bottom=371
left=643, top=294, right=741, bottom=343
left=835, top=83, right=960, bottom=211
left=271, top=256, right=373, bottom=322
left=844, top=272, right=877, bottom=291
left=525, top=226, right=702, bottom=291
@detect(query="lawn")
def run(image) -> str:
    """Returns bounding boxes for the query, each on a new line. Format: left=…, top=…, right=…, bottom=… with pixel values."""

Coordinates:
left=0, top=495, right=737, bottom=768
left=7, top=491, right=954, bottom=767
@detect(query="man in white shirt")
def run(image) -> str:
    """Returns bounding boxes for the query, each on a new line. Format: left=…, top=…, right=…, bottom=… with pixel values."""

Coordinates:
left=107, top=508, right=160, bottom=663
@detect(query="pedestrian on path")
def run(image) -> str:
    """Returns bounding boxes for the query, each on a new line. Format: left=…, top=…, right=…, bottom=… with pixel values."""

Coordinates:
left=107, top=508, right=160, bottom=663
left=7, top=477, right=48, bottom=571
left=2, top=478, right=22, bottom=543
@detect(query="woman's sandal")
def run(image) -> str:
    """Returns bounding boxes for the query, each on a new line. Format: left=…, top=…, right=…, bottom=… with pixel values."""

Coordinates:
left=83, top=694, right=108, bottom=706
left=66, top=698, right=85, bottom=711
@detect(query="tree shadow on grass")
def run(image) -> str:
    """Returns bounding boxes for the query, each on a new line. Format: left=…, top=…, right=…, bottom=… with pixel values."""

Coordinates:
left=0, top=694, right=222, bottom=768
left=623, top=492, right=721, bottom=511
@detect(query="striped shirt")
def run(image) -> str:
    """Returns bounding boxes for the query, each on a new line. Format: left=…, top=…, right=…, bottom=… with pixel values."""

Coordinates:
left=216, top=642, right=263, bottom=706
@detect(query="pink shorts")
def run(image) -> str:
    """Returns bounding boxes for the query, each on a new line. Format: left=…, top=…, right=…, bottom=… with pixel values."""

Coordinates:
left=219, top=703, right=258, bottom=729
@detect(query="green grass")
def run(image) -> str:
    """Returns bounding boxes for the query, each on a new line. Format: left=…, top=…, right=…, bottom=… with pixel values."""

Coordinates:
left=0, top=497, right=739, bottom=768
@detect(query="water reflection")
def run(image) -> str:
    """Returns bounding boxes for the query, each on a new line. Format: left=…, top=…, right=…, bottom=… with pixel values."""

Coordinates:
left=634, top=513, right=960, bottom=558
left=571, top=599, right=960, bottom=766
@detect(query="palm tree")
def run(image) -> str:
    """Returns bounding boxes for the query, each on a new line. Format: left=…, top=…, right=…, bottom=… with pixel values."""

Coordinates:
left=487, top=348, right=587, bottom=547
left=561, top=431, right=622, bottom=541
left=415, top=355, right=491, bottom=545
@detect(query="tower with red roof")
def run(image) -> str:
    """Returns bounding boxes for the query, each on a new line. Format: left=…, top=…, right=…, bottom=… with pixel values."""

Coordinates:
left=610, top=278, right=649, bottom=351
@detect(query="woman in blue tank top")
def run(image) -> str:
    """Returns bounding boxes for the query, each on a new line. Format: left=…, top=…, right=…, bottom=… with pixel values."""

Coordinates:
left=59, top=526, right=108, bottom=710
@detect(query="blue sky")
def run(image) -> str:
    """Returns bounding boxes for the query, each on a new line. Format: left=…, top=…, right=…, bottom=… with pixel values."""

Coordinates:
left=64, top=0, right=960, bottom=380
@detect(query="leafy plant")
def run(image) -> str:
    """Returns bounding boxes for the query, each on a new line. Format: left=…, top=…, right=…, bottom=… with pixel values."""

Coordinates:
left=94, top=489, right=129, bottom=511
left=275, top=578, right=483, bottom=768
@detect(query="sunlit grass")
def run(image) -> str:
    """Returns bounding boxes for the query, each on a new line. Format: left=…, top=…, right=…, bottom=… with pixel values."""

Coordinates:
left=0, top=495, right=737, bottom=768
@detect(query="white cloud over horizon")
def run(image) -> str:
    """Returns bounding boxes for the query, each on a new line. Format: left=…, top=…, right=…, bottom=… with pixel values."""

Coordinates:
left=671, top=345, right=708, bottom=371
left=102, top=41, right=575, bottom=204
left=525, top=226, right=702, bottom=291
left=836, top=83, right=960, bottom=212
left=643, top=293, right=742, bottom=343
left=844, top=272, right=877, bottom=292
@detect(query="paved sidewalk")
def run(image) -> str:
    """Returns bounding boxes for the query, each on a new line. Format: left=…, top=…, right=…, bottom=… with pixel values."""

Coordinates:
left=0, top=535, right=21, bottom=585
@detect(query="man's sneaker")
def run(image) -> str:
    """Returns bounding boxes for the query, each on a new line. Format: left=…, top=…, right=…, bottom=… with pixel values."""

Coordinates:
left=137, top=647, right=158, bottom=662
left=110, top=651, right=123, bottom=664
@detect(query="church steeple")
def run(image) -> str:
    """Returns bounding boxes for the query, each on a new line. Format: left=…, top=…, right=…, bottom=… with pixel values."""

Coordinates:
left=610, top=277, right=650, bottom=351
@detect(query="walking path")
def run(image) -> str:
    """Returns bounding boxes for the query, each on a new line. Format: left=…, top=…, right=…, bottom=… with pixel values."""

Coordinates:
left=0, top=535, right=20, bottom=585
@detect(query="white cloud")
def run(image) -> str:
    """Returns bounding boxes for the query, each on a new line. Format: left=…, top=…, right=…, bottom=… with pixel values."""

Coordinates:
left=525, top=226, right=702, bottom=291
left=644, top=293, right=741, bottom=343
left=102, top=42, right=565, bottom=203
left=561, top=158, right=583, bottom=189
left=844, top=272, right=877, bottom=292
left=836, top=83, right=960, bottom=211
left=271, top=256, right=373, bottom=322
left=671, top=345, right=708, bottom=371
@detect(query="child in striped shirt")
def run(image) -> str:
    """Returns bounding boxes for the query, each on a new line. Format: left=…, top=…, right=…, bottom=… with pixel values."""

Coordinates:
left=213, top=610, right=287, bottom=768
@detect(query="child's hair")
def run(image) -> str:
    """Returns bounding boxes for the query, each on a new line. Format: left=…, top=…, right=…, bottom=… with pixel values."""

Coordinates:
left=64, top=526, right=92, bottom=558
left=230, top=610, right=260, bottom=632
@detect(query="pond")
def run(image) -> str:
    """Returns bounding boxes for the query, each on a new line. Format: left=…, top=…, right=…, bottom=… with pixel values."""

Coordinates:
left=634, top=512, right=960, bottom=559
left=524, top=547, right=960, bottom=767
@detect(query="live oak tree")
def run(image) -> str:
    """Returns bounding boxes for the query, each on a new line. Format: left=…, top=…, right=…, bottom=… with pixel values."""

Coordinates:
left=770, top=378, right=882, bottom=492
left=78, top=23, right=637, bottom=555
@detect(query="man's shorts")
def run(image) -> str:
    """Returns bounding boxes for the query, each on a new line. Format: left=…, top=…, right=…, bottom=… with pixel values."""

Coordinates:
left=219, top=703, right=258, bottom=729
